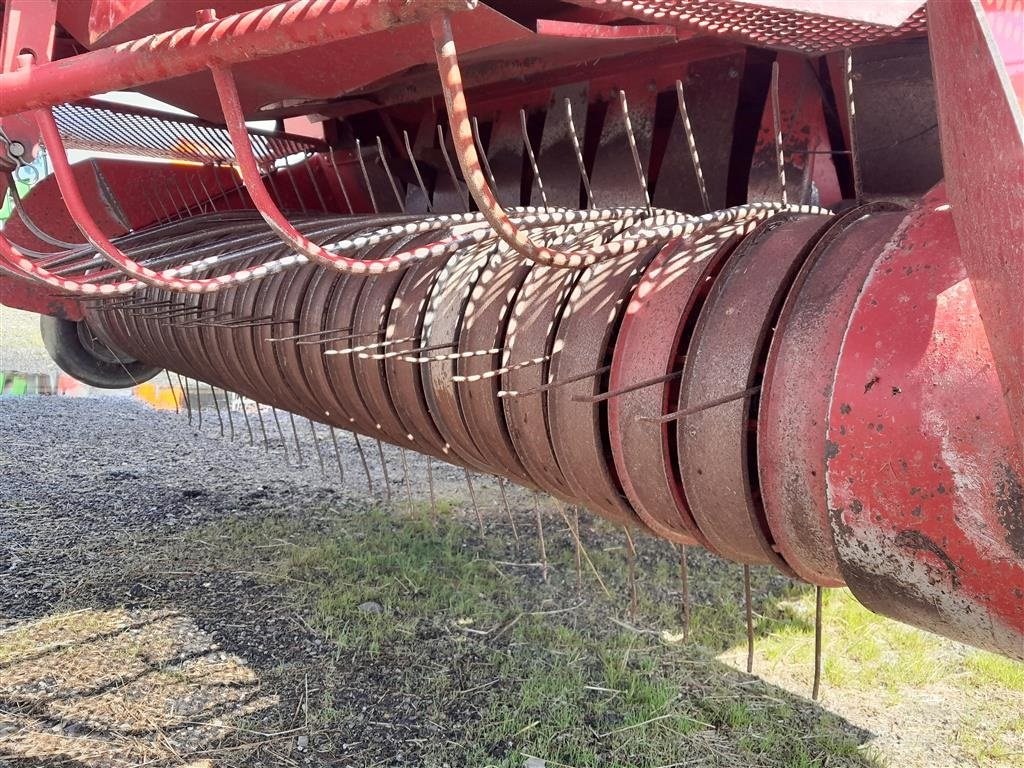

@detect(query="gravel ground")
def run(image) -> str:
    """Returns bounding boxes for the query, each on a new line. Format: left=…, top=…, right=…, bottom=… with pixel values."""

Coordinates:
left=1, top=395, right=1018, bottom=768
left=0, top=395, right=532, bottom=767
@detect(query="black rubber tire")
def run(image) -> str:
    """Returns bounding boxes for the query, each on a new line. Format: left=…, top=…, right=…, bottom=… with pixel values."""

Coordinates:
left=40, top=315, right=161, bottom=389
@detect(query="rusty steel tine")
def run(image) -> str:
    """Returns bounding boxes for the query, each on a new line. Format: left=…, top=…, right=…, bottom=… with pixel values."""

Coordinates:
left=376, top=439, right=392, bottom=503
left=224, top=390, right=235, bottom=441
left=449, top=355, right=549, bottom=383
left=352, top=432, right=375, bottom=493
left=843, top=49, right=862, bottom=202
left=403, top=128, right=433, bottom=213
left=303, top=156, right=329, bottom=213
left=142, top=189, right=164, bottom=221
left=674, top=80, right=710, bottom=213
left=357, top=340, right=457, bottom=360
left=184, top=175, right=206, bottom=213
left=470, top=117, right=498, bottom=195
left=164, top=370, right=180, bottom=415
left=240, top=396, right=255, bottom=446
left=644, top=384, right=761, bottom=424
left=176, top=373, right=192, bottom=423
left=355, top=138, right=380, bottom=214
left=285, top=165, right=309, bottom=214
left=266, top=169, right=286, bottom=207
left=309, top=418, right=326, bottom=477
left=771, top=61, right=788, bottom=206
left=618, top=90, right=652, bottom=211
left=554, top=499, right=611, bottom=597
left=196, top=171, right=221, bottom=211
left=161, top=178, right=183, bottom=220
left=327, top=148, right=355, bottom=214
left=437, top=124, right=470, bottom=211
left=194, top=378, right=203, bottom=429
left=498, top=363, right=609, bottom=398
left=400, top=448, right=414, bottom=516
left=520, top=108, right=548, bottom=209
left=573, top=369, right=683, bottom=404
left=271, top=407, right=290, bottom=462
left=169, top=173, right=194, bottom=217
left=175, top=311, right=234, bottom=328
left=147, top=305, right=217, bottom=321
left=813, top=587, right=825, bottom=700
left=744, top=565, right=754, bottom=674
left=329, top=426, right=345, bottom=483
left=326, top=336, right=420, bottom=357
left=565, top=98, right=595, bottom=208
left=427, top=456, right=437, bottom=522
left=210, top=385, right=225, bottom=437
left=624, top=526, right=638, bottom=620
left=300, top=329, right=379, bottom=347
left=154, top=183, right=176, bottom=221
left=376, top=136, right=407, bottom=213
left=679, top=544, right=691, bottom=641
left=268, top=325, right=353, bottom=343
left=573, top=507, right=583, bottom=594
left=255, top=401, right=270, bottom=452
left=498, top=477, right=519, bottom=545
left=464, top=468, right=483, bottom=535
left=288, top=411, right=305, bottom=466
left=531, top=492, right=548, bottom=582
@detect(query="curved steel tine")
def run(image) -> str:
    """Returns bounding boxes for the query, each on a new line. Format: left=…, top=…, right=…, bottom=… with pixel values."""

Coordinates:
left=376, top=135, right=406, bottom=212
left=674, top=80, right=710, bottom=213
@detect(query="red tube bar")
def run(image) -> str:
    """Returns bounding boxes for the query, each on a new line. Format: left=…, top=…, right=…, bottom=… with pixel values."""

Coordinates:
left=0, top=0, right=476, bottom=118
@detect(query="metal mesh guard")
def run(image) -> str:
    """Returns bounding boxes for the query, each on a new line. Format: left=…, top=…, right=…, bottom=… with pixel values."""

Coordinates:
left=570, top=1, right=928, bottom=54
left=53, top=100, right=325, bottom=166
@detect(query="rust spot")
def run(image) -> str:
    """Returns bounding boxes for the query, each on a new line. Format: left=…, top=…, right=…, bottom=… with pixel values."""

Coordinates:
left=994, top=463, right=1024, bottom=559
left=864, top=375, right=880, bottom=393
left=825, top=440, right=840, bottom=460
left=840, top=403, right=852, bottom=415
left=891, top=386, right=902, bottom=396
left=895, top=529, right=960, bottom=587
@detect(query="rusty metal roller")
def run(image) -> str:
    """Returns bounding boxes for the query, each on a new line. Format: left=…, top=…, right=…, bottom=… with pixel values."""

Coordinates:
left=80, top=202, right=1024, bottom=659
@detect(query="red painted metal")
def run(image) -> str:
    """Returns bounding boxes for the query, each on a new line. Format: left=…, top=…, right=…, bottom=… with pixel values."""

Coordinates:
left=747, top=53, right=842, bottom=208
left=758, top=205, right=903, bottom=587
left=0, top=159, right=239, bottom=253
left=0, top=0, right=56, bottom=160
left=826, top=187, right=1024, bottom=660
left=927, top=0, right=1024, bottom=447
left=0, top=274, right=84, bottom=320
left=0, top=0, right=478, bottom=118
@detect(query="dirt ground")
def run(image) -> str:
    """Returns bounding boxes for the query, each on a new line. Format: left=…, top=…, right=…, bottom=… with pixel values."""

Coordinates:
left=1, top=396, right=1021, bottom=767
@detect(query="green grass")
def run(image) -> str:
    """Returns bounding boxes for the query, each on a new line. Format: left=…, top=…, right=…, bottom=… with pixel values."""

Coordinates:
left=180, top=503, right=1024, bottom=767
left=185, top=507, right=890, bottom=767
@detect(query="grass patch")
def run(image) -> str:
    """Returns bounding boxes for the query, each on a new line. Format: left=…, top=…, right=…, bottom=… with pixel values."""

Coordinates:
left=185, top=506, right=889, bottom=767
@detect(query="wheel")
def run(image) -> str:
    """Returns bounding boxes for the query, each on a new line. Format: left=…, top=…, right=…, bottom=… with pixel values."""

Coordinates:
left=40, top=315, right=161, bottom=389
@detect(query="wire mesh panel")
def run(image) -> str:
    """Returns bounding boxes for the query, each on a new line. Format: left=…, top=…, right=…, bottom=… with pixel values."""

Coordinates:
left=569, top=1, right=929, bottom=54
left=53, top=100, right=325, bottom=166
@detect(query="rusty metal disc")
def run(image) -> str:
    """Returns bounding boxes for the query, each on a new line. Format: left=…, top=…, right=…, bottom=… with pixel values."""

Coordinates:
left=608, top=226, right=745, bottom=546
left=323, top=255, right=382, bottom=438
left=502, top=263, right=582, bottom=500
left=350, top=234, right=426, bottom=449
left=759, top=205, right=903, bottom=586
left=456, top=250, right=535, bottom=487
left=419, top=241, right=501, bottom=473
left=677, top=214, right=831, bottom=570
left=384, top=250, right=452, bottom=459
left=547, top=247, right=661, bottom=530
